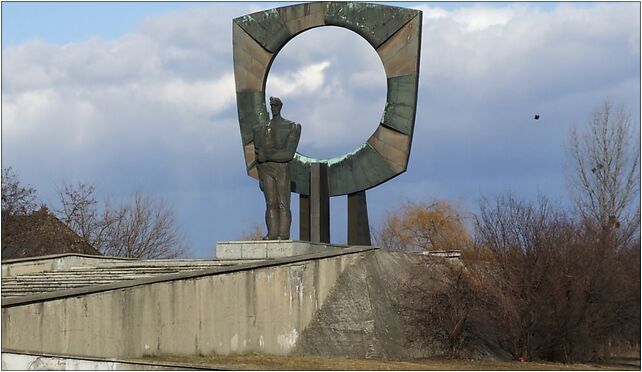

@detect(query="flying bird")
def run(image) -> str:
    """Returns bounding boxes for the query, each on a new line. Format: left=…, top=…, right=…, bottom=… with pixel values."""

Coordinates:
left=534, top=114, right=540, bottom=120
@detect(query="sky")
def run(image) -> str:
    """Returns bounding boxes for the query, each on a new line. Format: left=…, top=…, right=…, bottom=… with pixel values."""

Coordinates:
left=2, top=1, right=640, bottom=258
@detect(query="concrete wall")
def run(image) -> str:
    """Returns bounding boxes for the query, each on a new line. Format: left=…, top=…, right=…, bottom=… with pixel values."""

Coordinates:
left=2, top=248, right=370, bottom=359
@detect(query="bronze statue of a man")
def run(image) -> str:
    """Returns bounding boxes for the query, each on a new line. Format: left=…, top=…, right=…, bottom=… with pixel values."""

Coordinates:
left=252, top=97, right=301, bottom=240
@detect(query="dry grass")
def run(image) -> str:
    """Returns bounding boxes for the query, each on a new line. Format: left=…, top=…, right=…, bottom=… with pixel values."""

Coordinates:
left=149, top=354, right=639, bottom=370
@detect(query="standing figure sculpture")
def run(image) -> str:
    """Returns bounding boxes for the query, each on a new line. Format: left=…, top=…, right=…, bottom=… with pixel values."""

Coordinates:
left=252, top=97, right=302, bottom=240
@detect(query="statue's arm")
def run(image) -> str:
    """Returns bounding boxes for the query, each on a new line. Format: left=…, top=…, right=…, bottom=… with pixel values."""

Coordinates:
left=284, top=123, right=301, bottom=159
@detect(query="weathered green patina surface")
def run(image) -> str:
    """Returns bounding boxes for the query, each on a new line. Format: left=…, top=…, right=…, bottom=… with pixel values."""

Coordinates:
left=236, top=91, right=269, bottom=145
left=324, top=2, right=419, bottom=49
left=233, top=2, right=422, bottom=196
left=236, top=9, right=291, bottom=53
left=382, top=75, right=418, bottom=136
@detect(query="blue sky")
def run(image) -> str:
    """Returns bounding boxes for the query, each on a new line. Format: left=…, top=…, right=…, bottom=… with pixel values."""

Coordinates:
left=2, top=1, right=564, bottom=45
left=2, top=2, right=640, bottom=257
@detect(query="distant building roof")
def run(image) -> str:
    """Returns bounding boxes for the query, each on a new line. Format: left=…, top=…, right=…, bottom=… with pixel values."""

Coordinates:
left=1, top=207, right=101, bottom=259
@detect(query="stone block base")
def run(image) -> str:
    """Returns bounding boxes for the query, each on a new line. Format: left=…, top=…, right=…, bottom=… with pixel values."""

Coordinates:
left=215, top=240, right=347, bottom=259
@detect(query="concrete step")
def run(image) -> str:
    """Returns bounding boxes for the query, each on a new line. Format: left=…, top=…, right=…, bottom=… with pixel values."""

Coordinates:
left=76, top=264, right=230, bottom=269
left=16, top=270, right=209, bottom=277
left=6, top=272, right=172, bottom=277
left=1, top=259, right=246, bottom=298
left=27, top=269, right=186, bottom=274
left=4, top=279, right=134, bottom=283
left=7, top=272, right=180, bottom=278
left=3, top=281, right=119, bottom=287
left=3, top=284, right=115, bottom=289
left=3, top=275, right=166, bottom=284
left=3, top=281, right=116, bottom=285
left=8, top=271, right=193, bottom=278
left=5, top=276, right=155, bottom=281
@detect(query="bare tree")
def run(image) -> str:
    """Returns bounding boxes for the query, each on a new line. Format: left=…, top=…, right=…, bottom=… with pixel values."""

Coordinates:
left=55, top=182, right=114, bottom=250
left=2, top=167, right=38, bottom=216
left=567, top=101, right=640, bottom=248
left=57, top=185, right=188, bottom=259
left=102, top=192, right=188, bottom=259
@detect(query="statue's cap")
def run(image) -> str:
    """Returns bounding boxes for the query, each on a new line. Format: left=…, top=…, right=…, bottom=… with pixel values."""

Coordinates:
left=269, top=96, right=282, bottom=106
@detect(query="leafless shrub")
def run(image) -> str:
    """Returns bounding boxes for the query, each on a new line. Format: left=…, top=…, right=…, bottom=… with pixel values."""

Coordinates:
left=399, top=258, right=497, bottom=359
left=400, top=194, right=639, bottom=363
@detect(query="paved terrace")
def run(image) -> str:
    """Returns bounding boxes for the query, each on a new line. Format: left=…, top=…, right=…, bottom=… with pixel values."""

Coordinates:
left=1, top=253, right=265, bottom=298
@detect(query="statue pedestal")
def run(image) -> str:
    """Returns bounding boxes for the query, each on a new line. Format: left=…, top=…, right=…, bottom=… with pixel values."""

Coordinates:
left=216, top=240, right=347, bottom=260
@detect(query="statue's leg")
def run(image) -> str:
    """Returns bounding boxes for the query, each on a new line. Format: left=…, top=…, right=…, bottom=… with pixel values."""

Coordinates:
left=277, top=163, right=292, bottom=239
left=262, top=165, right=279, bottom=240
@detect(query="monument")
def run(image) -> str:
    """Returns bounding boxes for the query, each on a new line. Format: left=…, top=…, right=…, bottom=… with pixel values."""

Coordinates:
left=1, top=3, right=441, bottom=365
left=232, top=2, right=422, bottom=246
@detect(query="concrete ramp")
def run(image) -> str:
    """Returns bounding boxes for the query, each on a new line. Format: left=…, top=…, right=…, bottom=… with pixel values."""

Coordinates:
left=292, top=250, right=427, bottom=359
left=2, top=247, right=373, bottom=359
left=293, top=250, right=512, bottom=361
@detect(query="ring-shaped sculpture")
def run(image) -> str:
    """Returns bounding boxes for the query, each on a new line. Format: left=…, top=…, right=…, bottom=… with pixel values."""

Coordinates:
left=233, top=2, right=422, bottom=197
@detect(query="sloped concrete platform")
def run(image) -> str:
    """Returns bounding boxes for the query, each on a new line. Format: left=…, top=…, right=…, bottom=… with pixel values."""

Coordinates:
left=2, top=247, right=374, bottom=358
left=291, top=250, right=426, bottom=359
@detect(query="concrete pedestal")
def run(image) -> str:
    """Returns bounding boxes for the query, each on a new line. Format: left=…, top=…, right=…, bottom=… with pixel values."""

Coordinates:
left=216, top=240, right=347, bottom=259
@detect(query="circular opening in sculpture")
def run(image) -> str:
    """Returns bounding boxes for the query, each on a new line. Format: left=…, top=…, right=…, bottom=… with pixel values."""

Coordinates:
left=265, top=26, right=387, bottom=160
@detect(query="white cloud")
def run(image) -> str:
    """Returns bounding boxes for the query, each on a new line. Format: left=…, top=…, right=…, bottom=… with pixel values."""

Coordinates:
left=454, top=7, right=521, bottom=32
left=154, top=74, right=236, bottom=114
left=1, top=7, right=244, bottom=157
left=3, top=89, right=97, bottom=146
left=416, top=2, right=639, bottom=103
left=267, top=61, right=331, bottom=97
left=414, top=4, right=524, bottom=31
left=422, top=7, right=449, bottom=20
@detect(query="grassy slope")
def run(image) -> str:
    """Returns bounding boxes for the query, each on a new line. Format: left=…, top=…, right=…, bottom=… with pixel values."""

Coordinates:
left=149, top=354, right=638, bottom=370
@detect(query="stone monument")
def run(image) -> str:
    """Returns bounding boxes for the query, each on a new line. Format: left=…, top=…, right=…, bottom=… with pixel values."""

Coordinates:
left=232, top=2, right=422, bottom=246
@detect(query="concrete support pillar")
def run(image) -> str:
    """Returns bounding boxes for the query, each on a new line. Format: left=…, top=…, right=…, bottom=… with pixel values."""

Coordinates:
left=347, top=191, right=372, bottom=246
left=309, top=163, right=330, bottom=243
left=299, top=194, right=310, bottom=241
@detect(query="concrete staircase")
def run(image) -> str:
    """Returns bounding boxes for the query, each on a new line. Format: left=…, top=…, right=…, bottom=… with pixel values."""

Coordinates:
left=2, top=261, right=249, bottom=298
